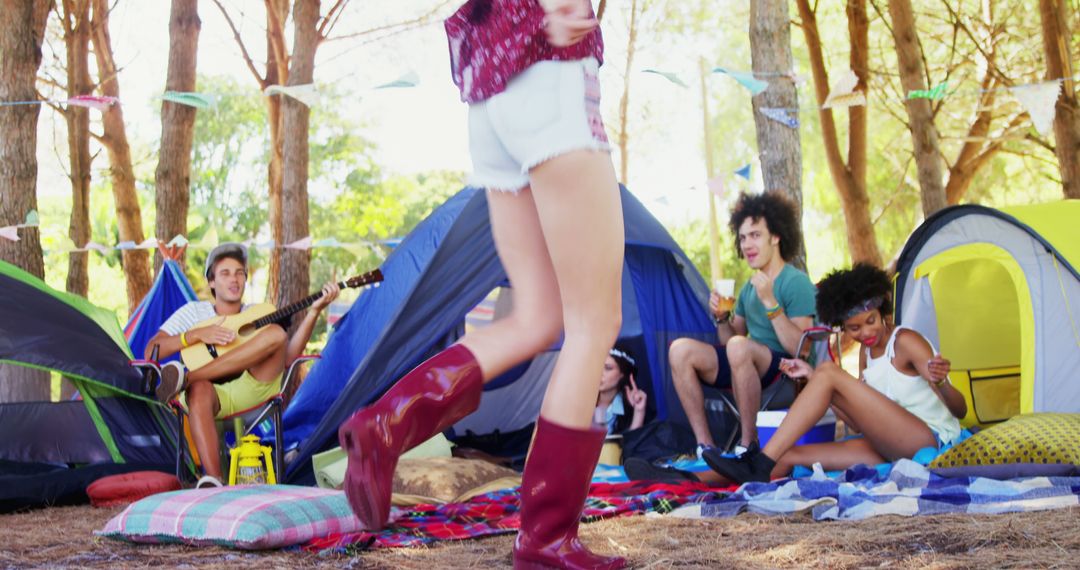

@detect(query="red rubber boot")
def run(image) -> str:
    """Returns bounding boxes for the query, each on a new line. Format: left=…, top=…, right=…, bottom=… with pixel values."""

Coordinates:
left=338, top=344, right=482, bottom=529
left=513, top=416, right=626, bottom=570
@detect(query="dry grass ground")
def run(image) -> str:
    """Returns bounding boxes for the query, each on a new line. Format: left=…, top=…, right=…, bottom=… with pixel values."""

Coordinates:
left=3, top=503, right=1080, bottom=569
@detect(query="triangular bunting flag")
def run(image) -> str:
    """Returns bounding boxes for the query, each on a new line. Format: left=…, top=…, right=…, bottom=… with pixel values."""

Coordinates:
left=713, top=67, right=769, bottom=95
left=735, top=164, right=752, bottom=180
left=264, top=84, right=320, bottom=107
left=115, top=240, right=137, bottom=250
left=1012, top=80, right=1062, bottom=137
left=374, top=70, right=420, bottom=89
left=706, top=176, right=725, bottom=197
left=760, top=107, right=799, bottom=128
left=255, top=239, right=276, bottom=250
left=823, top=70, right=866, bottom=109
left=167, top=234, right=189, bottom=248
left=22, top=210, right=39, bottom=227
left=284, top=236, right=313, bottom=250
left=196, top=227, right=218, bottom=250
left=82, top=241, right=110, bottom=253
left=0, top=226, right=20, bottom=242
left=66, top=95, right=119, bottom=111
left=313, top=237, right=343, bottom=248
left=907, top=82, right=948, bottom=100
left=137, top=237, right=159, bottom=249
left=642, top=69, right=689, bottom=88
left=162, top=91, right=217, bottom=109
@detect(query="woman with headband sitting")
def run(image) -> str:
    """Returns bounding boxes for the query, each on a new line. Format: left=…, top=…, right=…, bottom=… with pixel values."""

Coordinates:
left=596, top=348, right=647, bottom=435
left=703, top=263, right=968, bottom=484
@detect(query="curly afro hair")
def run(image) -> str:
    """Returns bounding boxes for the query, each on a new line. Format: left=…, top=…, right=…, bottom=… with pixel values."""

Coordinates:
left=729, top=191, right=802, bottom=262
left=816, top=263, right=893, bottom=327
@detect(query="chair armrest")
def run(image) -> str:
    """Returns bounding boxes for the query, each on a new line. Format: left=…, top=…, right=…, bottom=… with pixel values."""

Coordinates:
left=281, top=354, right=321, bottom=407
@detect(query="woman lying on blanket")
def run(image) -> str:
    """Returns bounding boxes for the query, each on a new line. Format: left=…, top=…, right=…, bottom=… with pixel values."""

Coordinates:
left=703, top=263, right=968, bottom=484
left=597, top=348, right=647, bottom=435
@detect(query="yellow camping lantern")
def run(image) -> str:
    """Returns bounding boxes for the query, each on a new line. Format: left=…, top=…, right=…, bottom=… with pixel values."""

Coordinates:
left=228, top=435, right=277, bottom=485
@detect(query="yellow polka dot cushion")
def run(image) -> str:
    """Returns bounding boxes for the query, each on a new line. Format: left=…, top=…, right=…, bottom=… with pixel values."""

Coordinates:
left=930, top=413, right=1080, bottom=479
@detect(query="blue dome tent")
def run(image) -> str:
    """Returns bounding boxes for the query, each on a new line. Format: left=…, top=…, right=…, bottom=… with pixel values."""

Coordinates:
left=283, top=186, right=715, bottom=483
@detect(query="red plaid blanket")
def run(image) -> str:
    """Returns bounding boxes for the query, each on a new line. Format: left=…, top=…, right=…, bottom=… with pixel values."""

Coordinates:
left=304, top=480, right=725, bottom=553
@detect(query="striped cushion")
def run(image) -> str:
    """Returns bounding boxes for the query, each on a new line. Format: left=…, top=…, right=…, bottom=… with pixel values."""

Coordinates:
left=97, top=485, right=361, bottom=550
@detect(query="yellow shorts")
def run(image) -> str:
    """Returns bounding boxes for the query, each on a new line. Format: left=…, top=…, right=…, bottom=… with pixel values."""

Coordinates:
left=179, top=370, right=282, bottom=419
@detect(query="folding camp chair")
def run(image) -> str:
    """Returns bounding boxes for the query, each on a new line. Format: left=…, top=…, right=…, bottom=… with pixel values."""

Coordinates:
left=134, top=354, right=319, bottom=483
left=705, top=326, right=840, bottom=452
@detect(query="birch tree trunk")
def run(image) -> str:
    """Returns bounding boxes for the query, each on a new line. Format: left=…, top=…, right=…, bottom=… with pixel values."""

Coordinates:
left=90, top=0, right=154, bottom=313
left=154, top=0, right=201, bottom=270
left=749, top=0, right=806, bottom=270
left=0, top=0, right=51, bottom=402
left=277, top=0, right=318, bottom=315
left=796, top=0, right=882, bottom=267
left=887, top=0, right=947, bottom=216
left=1039, top=0, right=1080, bottom=199
left=62, top=0, right=93, bottom=299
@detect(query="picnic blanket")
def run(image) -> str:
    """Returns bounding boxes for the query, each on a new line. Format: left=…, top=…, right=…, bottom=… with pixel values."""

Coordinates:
left=303, top=480, right=722, bottom=553
left=668, top=458, right=1080, bottom=521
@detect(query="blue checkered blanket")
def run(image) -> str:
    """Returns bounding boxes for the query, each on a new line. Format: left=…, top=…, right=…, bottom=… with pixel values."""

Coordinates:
left=667, top=459, right=1080, bottom=521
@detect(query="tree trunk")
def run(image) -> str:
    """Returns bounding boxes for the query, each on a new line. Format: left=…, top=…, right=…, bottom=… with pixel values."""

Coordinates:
left=63, top=0, right=93, bottom=299
left=265, top=0, right=290, bottom=303
left=887, top=0, right=947, bottom=216
left=1039, top=0, right=1080, bottom=199
left=90, top=0, right=154, bottom=314
left=277, top=0, right=318, bottom=316
left=0, top=0, right=52, bottom=402
left=615, top=0, right=639, bottom=185
left=748, top=0, right=806, bottom=271
left=796, top=0, right=882, bottom=267
left=154, top=0, right=201, bottom=271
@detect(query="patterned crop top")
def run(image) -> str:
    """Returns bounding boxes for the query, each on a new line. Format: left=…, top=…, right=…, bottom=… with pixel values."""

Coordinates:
left=445, top=0, right=604, bottom=103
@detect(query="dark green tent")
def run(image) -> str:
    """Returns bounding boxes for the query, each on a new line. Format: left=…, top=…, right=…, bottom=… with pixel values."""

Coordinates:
left=0, top=260, right=176, bottom=511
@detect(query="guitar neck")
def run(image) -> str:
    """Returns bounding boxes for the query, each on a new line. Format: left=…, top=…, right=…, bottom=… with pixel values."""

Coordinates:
left=252, top=280, right=347, bottom=329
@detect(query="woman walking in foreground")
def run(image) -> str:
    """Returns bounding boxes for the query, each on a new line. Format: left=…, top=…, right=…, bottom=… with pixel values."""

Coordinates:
left=338, top=1, right=626, bottom=568
left=704, top=263, right=967, bottom=483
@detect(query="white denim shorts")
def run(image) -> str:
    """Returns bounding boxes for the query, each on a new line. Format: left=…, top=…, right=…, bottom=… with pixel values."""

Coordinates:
left=467, top=58, right=611, bottom=193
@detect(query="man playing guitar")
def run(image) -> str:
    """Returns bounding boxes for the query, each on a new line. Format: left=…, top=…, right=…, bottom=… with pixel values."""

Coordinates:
left=145, top=242, right=339, bottom=488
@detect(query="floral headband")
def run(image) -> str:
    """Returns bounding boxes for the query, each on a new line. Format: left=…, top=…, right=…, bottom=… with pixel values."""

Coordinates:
left=609, top=349, right=636, bottom=367
left=843, top=296, right=885, bottom=320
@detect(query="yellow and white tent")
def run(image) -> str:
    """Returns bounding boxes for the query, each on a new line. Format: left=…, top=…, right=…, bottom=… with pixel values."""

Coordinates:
left=894, top=201, right=1080, bottom=428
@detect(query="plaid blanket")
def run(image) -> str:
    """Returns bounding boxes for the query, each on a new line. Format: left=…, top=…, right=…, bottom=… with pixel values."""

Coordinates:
left=669, top=458, right=1080, bottom=521
left=304, top=480, right=722, bottom=553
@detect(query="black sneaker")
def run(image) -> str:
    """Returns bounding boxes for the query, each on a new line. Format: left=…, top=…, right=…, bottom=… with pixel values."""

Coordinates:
left=155, top=361, right=186, bottom=403
left=624, top=457, right=700, bottom=483
left=702, top=445, right=775, bottom=484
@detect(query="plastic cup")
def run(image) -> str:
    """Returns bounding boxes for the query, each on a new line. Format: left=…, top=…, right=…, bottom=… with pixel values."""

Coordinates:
left=714, top=278, right=735, bottom=297
left=714, top=278, right=736, bottom=313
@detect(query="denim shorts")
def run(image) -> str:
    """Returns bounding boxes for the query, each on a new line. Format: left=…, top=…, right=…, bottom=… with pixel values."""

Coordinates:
left=467, top=58, right=611, bottom=193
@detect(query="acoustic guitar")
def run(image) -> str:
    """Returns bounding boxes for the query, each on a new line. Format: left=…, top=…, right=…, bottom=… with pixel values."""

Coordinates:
left=180, top=269, right=383, bottom=371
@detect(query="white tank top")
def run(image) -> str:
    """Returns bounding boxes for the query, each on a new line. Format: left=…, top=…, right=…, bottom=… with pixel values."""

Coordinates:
left=862, top=326, right=961, bottom=445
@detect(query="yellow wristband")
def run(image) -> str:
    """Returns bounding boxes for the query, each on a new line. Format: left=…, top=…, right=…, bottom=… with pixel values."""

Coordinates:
left=767, top=307, right=785, bottom=320
left=180, top=332, right=189, bottom=348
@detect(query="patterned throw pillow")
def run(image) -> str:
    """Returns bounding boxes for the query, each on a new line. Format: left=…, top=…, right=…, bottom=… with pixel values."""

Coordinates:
left=930, top=413, right=1080, bottom=479
left=393, top=457, right=521, bottom=504
left=97, top=485, right=362, bottom=550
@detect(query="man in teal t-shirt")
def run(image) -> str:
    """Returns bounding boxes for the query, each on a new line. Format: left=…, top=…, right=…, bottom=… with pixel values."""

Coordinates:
left=669, top=191, right=816, bottom=464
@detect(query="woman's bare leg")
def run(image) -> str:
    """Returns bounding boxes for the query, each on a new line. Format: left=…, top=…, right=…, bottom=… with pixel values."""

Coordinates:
left=763, top=362, right=936, bottom=462
left=458, top=188, right=564, bottom=380
left=527, top=149, right=624, bottom=428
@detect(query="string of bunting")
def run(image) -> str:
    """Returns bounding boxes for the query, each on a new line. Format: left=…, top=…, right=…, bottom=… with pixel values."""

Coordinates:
left=642, top=65, right=1078, bottom=137
left=0, top=70, right=420, bottom=111
left=0, top=211, right=387, bottom=259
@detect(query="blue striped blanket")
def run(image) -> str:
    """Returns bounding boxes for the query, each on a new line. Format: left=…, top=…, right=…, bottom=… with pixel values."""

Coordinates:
left=667, top=459, right=1080, bottom=521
